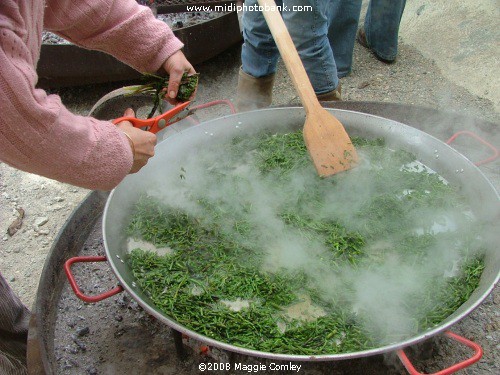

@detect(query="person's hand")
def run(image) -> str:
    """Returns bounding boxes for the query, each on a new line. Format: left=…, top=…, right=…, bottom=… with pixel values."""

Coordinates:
left=115, top=108, right=157, bottom=173
left=161, top=50, right=197, bottom=103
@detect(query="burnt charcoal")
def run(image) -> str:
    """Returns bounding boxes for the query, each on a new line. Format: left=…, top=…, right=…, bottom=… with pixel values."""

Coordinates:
left=76, top=326, right=90, bottom=337
left=62, top=358, right=79, bottom=369
left=71, top=335, right=88, bottom=352
left=114, top=314, right=124, bottom=322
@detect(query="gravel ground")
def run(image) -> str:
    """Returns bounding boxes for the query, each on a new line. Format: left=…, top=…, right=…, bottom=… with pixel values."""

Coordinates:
left=0, top=37, right=498, bottom=374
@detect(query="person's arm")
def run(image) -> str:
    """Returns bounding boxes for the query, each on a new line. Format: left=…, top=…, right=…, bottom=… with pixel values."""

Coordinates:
left=43, top=0, right=193, bottom=83
left=0, top=27, right=135, bottom=191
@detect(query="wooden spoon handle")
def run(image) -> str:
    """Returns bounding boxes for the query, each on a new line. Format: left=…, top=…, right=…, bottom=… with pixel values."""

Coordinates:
left=256, top=0, right=322, bottom=114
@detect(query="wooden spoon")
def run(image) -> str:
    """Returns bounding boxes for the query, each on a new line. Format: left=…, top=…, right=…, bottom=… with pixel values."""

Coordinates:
left=256, top=0, right=358, bottom=176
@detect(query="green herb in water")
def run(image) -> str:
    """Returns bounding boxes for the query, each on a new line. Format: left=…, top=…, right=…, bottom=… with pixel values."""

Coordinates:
left=126, top=130, right=484, bottom=355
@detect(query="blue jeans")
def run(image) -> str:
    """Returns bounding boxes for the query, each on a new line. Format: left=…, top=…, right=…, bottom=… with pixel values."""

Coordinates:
left=241, top=0, right=338, bottom=95
left=363, top=0, right=406, bottom=62
left=329, top=0, right=406, bottom=75
left=327, top=0, right=362, bottom=78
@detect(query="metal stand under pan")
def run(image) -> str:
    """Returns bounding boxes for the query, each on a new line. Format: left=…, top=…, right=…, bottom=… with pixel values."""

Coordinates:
left=26, top=102, right=499, bottom=374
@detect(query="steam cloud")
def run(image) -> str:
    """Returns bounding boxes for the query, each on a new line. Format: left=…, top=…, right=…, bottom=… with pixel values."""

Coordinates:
left=141, top=134, right=486, bottom=346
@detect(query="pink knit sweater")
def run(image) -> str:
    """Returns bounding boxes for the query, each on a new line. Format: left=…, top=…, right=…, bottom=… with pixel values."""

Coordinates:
left=0, top=0, right=184, bottom=190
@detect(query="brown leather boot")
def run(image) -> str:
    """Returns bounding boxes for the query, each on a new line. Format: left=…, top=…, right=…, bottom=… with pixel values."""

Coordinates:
left=357, top=27, right=395, bottom=64
left=235, top=68, right=275, bottom=112
left=316, top=83, right=342, bottom=101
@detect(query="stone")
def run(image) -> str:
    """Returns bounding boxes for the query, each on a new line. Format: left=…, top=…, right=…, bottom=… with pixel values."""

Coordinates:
left=35, top=216, right=49, bottom=227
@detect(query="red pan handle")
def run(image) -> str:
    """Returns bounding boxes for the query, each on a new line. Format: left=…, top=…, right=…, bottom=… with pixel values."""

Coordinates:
left=64, top=256, right=124, bottom=303
left=396, top=330, right=483, bottom=375
left=446, top=130, right=499, bottom=166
